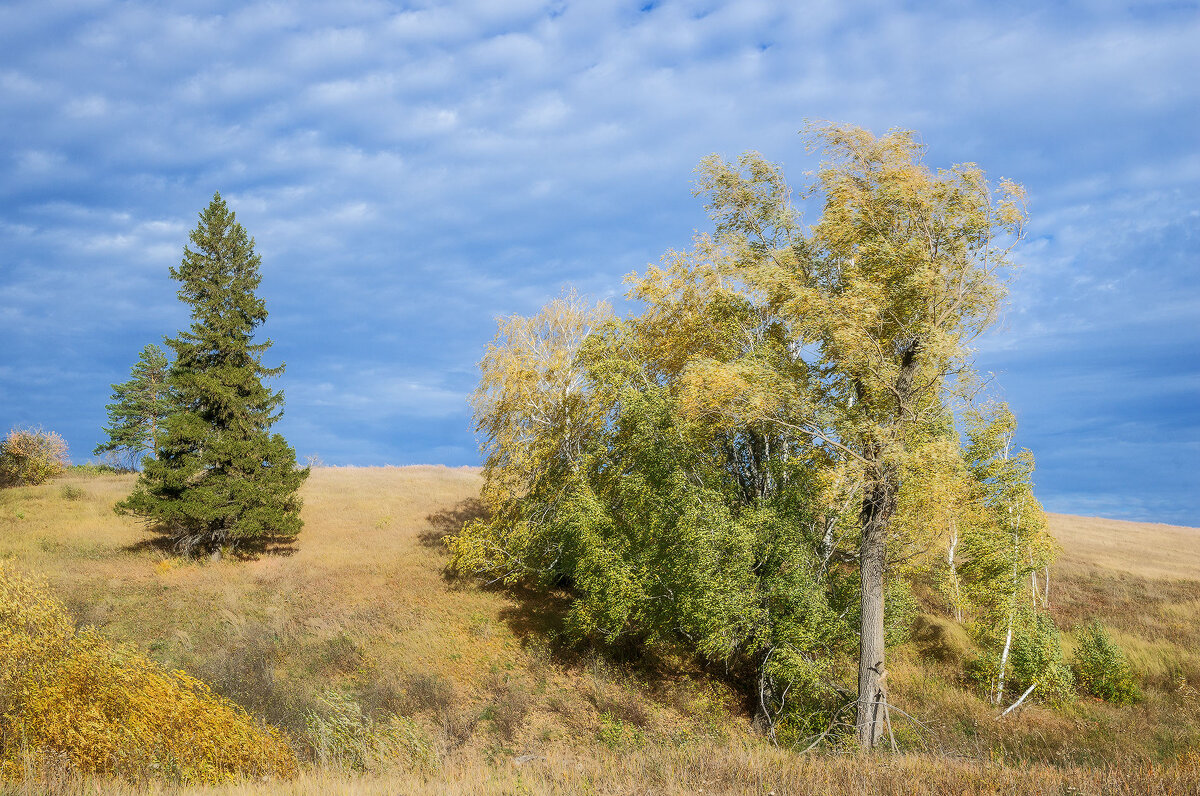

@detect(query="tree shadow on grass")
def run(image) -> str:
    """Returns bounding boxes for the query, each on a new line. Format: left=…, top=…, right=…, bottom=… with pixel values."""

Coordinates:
left=424, top=495, right=698, bottom=685
left=121, top=532, right=297, bottom=560
left=421, top=497, right=489, bottom=548
left=492, top=580, right=697, bottom=685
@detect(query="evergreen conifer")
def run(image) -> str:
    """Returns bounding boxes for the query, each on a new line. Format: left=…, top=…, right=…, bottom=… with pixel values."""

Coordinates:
left=94, top=343, right=172, bottom=469
left=117, top=193, right=307, bottom=555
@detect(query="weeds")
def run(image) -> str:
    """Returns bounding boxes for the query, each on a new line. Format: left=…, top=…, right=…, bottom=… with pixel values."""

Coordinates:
left=485, top=676, right=532, bottom=743
left=304, top=691, right=437, bottom=774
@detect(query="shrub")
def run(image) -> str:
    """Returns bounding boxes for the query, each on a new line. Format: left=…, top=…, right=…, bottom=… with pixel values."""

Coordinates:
left=0, top=562, right=296, bottom=784
left=15, top=635, right=297, bottom=783
left=1073, top=621, right=1141, bottom=705
left=59, top=484, right=85, bottom=501
left=969, top=609, right=1074, bottom=706
left=0, top=563, right=75, bottom=720
left=1007, top=611, right=1075, bottom=704
left=0, top=427, right=70, bottom=487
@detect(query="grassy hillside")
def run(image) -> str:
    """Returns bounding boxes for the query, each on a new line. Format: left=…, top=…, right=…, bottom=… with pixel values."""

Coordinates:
left=1, top=467, right=1198, bottom=794
left=1046, top=512, right=1200, bottom=703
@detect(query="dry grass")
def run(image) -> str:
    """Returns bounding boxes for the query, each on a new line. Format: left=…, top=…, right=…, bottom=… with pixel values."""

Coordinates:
left=1046, top=512, right=1200, bottom=581
left=0, top=468, right=744, bottom=781
left=1044, top=512, right=1200, bottom=695
left=4, top=746, right=1198, bottom=796
left=3, top=471, right=1200, bottom=794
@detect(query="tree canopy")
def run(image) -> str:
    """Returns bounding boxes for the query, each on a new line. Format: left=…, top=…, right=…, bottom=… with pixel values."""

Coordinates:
left=451, top=124, right=1058, bottom=749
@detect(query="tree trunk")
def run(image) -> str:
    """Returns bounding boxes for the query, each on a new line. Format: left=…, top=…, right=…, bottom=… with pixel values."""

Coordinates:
left=948, top=520, right=962, bottom=623
left=994, top=610, right=1013, bottom=705
left=856, top=464, right=895, bottom=749
left=753, top=649, right=781, bottom=744
left=995, top=519, right=1022, bottom=704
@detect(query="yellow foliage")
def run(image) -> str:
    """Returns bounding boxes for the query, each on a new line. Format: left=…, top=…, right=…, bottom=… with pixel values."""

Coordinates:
left=0, top=562, right=296, bottom=784
left=0, top=562, right=76, bottom=717
left=471, top=289, right=612, bottom=508
left=0, top=427, right=70, bottom=487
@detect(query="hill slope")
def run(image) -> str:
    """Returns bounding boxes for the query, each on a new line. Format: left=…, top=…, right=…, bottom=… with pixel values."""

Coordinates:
left=1, top=467, right=1198, bottom=794
left=1048, top=512, right=1200, bottom=580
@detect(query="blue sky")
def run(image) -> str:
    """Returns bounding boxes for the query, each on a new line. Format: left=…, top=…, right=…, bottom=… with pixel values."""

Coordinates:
left=1, top=0, right=1197, bottom=524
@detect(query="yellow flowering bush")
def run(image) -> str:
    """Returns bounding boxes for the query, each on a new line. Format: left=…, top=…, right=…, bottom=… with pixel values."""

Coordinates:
left=0, top=562, right=297, bottom=784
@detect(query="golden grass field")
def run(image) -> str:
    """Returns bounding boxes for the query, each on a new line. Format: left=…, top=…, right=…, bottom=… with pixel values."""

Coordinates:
left=2, top=467, right=1198, bottom=795
left=1047, top=512, right=1200, bottom=580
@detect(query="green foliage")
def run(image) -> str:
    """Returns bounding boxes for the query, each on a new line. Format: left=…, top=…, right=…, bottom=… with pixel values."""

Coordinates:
left=596, top=712, right=645, bottom=750
left=1073, top=621, right=1141, bottom=705
left=58, top=484, right=85, bottom=501
left=970, top=609, right=1074, bottom=706
left=910, top=614, right=974, bottom=666
left=67, top=462, right=130, bottom=476
left=452, top=125, right=1038, bottom=748
left=94, top=343, right=172, bottom=469
left=0, top=427, right=70, bottom=487
left=956, top=403, right=1054, bottom=619
left=1006, top=612, right=1074, bottom=705
left=116, top=193, right=308, bottom=555
left=884, top=579, right=919, bottom=648
left=453, top=350, right=851, bottom=733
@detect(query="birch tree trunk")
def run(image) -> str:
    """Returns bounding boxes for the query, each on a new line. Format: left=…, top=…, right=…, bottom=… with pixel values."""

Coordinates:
left=948, top=520, right=963, bottom=623
left=994, top=611, right=1013, bottom=705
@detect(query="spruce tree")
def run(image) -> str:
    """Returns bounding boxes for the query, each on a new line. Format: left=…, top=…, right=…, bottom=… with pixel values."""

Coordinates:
left=117, top=193, right=308, bottom=555
left=94, top=343, right=172, bottom=469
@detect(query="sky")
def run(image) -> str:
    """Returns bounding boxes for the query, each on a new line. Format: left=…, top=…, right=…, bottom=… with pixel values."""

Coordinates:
left=1, top=0, right=1197, bottom=525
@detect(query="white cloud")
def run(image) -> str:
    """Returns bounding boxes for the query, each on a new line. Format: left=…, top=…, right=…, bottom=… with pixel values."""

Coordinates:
left=0, top=0, right=1196, bottom=517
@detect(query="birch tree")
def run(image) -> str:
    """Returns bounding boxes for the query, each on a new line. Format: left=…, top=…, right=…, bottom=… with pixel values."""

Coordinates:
left=454, top=124, right=1033, bottom=750
left=959, top=403, right=1060, bottom=705
left=691, top=124, right=1027, bottom=747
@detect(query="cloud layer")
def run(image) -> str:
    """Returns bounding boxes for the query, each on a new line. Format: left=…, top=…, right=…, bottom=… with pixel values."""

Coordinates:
left=2, top=0, right=1197, bottom=523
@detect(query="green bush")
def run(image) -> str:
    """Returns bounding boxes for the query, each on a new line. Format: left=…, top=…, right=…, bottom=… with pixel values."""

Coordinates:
left=1073, top=621, right=1141, bottom=705
left=1008, top=611, right=1075, bottom=704
left=969, top=609, right=1074, bottom=706
left=0, top=427, right=70, bottom=487
left=59, top=484, right=85, bottom=501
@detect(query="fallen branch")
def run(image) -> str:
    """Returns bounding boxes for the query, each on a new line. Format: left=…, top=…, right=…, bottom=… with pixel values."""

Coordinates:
left=882, top=697, right=898, bottom=752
